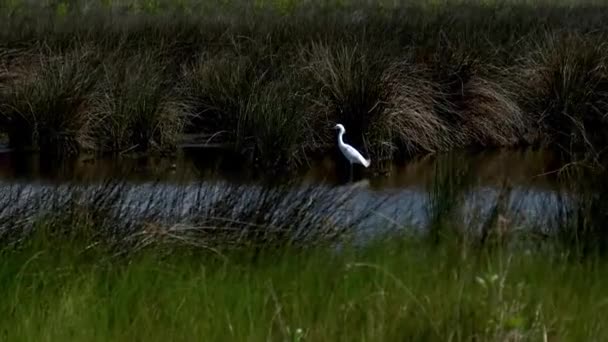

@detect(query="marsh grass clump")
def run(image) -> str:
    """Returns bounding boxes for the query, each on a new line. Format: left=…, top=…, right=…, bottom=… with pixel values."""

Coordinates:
left=457, top=72, right=528, bottom=147
left=381, top=60, right=448, bottom=157
left=181, top=49, right=308, bottom=168
left=519, top=34, right=608, bottom=162
left=92, top=52, right=182, bottom=152
left=237, top=81, right=308, bottom=168
left=367, top=47, right=528, bottom=161
left=428, top=49, right=528, bottom=148
left=0, top=48, right=99, bottom=154
left=181, top=51, right=266, bottom=141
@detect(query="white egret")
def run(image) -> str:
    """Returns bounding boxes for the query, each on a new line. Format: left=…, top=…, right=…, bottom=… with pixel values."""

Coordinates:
left=333, top=123, right=370, bottom=180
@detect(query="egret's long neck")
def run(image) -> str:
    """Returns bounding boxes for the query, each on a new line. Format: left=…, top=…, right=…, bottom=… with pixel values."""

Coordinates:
left=337, top=129, right=346, bottom=146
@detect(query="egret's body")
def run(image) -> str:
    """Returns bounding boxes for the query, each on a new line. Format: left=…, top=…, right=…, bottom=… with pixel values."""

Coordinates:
left=333, top=124, right=370, bottom=180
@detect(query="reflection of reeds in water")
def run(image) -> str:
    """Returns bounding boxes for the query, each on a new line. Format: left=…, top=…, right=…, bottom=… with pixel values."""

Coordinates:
left=0, top=148, right=560, bottom=191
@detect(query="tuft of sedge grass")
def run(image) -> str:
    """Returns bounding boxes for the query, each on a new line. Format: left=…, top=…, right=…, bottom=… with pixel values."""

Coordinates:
left=421, top=47, right=484, bottom=148
left=0, top=48, right=99, bottom=155
left=236, top=80, right=308, bottom=169
left=457, top=69, right=528, bottom=148
left=91, top=51, right=183, bottom=153
left=518, top=33, right=608, bottom=162
left=416, top=43, right=528, bottom=149
left=427, top=53, right=527, bottom=150
left=181, top=48, right=308, bottom=168
left=381, top=58, right=453, bottom=157
left=180, top=51, right=264, bottom=141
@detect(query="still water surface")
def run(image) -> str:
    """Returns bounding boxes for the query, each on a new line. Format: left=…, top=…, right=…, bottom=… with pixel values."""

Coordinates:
left=0, top=148, right=569, bottom=239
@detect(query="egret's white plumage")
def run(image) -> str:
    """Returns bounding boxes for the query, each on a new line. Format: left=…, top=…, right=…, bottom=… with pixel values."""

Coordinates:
left=334, top=124, right=370, bottom=168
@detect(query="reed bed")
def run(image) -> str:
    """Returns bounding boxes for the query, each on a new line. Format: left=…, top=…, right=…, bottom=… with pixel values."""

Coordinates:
left=1, top=0, right=608, bottom=169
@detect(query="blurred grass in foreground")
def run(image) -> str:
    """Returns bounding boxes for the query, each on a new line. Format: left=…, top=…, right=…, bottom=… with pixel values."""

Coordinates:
left=1, top=235, right=607, bottom=341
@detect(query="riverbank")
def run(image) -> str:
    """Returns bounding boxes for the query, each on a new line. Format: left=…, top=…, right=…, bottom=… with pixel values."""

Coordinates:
left=1, top=1, right=608, bottom=168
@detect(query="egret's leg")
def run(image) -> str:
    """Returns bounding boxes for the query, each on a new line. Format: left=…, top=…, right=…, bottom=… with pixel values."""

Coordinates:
left=349, top=163, right=353, bottom=182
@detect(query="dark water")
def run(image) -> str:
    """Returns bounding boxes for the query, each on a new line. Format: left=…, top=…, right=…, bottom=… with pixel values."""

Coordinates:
left=0, top=147, right=561, bottom=186
left=0, top=147, right=569, bottom=241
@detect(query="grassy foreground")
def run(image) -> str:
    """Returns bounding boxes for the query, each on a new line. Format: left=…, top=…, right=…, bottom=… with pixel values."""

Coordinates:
left=1, top=156, right=608, bottom=340
left=1, top=1, right=608, bottom=168
left=2, top=237, right=608, bottom=341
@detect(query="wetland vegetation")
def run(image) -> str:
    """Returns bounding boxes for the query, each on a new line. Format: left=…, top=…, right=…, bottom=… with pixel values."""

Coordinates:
left=4, top=231, right=608, bottom=341
left=2, top=0, right=608, bottom=340
left=1, top=0, right=608, bottom=168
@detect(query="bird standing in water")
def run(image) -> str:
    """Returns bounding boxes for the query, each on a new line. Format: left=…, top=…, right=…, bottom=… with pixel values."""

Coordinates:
left=333, top=123, right=370, bottom=181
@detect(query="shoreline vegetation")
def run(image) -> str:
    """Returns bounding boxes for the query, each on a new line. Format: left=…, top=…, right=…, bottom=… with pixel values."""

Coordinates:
left=1, top=176, right=608, bottom=340
left=1, top=1, right=608, bottom=169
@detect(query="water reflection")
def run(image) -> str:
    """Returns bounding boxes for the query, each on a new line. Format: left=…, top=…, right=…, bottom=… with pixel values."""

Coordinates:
left=0, top=148, right=564, bottom=190
left=0, top=148, right=574, bottom=243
